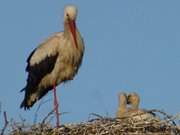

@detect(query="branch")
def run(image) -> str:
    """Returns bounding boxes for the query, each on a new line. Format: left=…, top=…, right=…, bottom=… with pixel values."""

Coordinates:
left=148, top=109, right=177, bottom=125
left=33, top=99, right=51, bottom=124
left=41, top=109, right=55, bottom=125
left=41, top=110, right=69, bottom=129
left=0, top=111, right=9, bottom=135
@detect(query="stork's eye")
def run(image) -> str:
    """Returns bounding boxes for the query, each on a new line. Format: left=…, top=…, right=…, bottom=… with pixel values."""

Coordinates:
left=66, top=14, right=70, bottom=20
left=66, top=13, right=69, bottom=17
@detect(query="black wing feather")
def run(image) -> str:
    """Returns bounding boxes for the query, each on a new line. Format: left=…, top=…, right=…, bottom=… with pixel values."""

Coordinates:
left=20, top=50, right=59, bottom=109
left=26, top=48, right=37, bottom=70
left=26, top=52, right=59, bottom=87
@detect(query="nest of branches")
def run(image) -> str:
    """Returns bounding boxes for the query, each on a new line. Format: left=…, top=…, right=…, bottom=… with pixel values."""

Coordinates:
left=2, top=109, right=180, bottom=135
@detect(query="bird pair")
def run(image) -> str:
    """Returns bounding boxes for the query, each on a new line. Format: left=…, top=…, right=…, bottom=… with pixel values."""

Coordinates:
left=116, top=92, right=140, bottom=118
left=20, top=5, right=84, bottom=127
left=116, top=92, right=157, bottom=121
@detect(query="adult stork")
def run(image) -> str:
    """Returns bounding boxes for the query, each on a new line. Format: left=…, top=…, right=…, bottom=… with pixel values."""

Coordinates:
left=20, top=5, right=84, bottom=127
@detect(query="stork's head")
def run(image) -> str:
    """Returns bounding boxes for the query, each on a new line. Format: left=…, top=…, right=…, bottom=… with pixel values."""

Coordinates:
left=64, top=5, right=78, bottom=48
left=64, top=5, right=77, bottom=21
left=127, top=92, right=140, bottom=109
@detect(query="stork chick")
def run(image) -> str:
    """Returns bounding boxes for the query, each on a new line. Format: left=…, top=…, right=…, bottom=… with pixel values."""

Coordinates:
left=127, top=92, right=158, bottom=121
left=116, top=92, right=159, bottom=122
left=116, top=92, right=128, bottom=118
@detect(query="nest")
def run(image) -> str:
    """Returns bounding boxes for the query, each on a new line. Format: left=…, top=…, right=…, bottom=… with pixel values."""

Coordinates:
left=7, top=110, right=180, bottom=135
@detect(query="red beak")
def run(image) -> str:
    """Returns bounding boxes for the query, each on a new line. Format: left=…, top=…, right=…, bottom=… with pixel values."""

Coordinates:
left=68, top=20, right=78, bottom=49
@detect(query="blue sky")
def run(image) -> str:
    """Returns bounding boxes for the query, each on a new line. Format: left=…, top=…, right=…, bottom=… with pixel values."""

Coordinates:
left=0, top=0, right=180, bottom=126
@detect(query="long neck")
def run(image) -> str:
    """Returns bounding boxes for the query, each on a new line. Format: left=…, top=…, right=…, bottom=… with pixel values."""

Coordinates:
left=131, top=102, right=139, bottom=110
left=64, top=22, right=72, bottom=37
left=119, top=101, right=127, bottom=112
left=117, top=99, right=127, bottom=118
left=64, top=21, right=81, bottom=49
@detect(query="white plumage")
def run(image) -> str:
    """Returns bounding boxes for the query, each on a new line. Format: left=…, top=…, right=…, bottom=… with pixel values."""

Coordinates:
left=21, top=5, right=84, bottom=110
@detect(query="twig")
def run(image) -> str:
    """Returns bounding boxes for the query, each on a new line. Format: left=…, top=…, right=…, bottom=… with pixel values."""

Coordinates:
left=0, top=111, right=9, bottom=135
left=148, top=109, right=176, bottom=125
left=33, top=99, right=51, bottom=124
left=41, top=109, right=55, bottom=125
left=41, top=109, right=68, bottom=126
left=88, top=113, right=104, bottom=120
left=88, top=113, right=114, bottom=122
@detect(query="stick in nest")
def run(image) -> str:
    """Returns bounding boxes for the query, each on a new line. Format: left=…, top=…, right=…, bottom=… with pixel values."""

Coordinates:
left=148, top=109, right=177, bottom=125
left=0, top=111, right=9, bottom=135
left=40, top=110, right=69, bottom=128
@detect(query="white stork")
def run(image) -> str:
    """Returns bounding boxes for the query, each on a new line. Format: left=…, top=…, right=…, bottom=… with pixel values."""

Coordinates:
left=20, top=5, right=84, bottom=126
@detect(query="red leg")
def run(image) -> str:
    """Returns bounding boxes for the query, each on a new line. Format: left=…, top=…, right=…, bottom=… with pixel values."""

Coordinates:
left=53, top=83, right=60, bottom=127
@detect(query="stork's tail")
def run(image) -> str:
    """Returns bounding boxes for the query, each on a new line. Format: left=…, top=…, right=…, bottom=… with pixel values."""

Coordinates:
left=20, top=86, right=39, bottom=110
left=20, top=95, right=38, bottom=110
left=20, top=99, right=28, bottom=110
left=20, top=86, right=50, bottom=110
left=20, top=98, right=32, bottom=110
